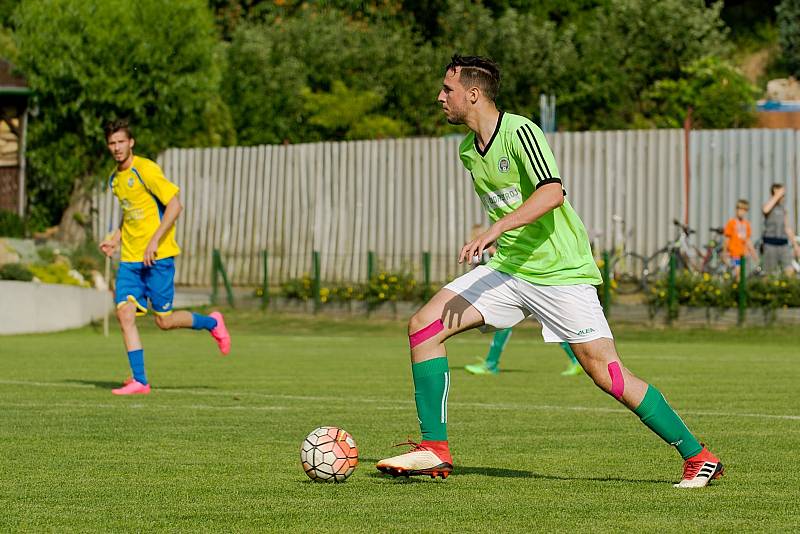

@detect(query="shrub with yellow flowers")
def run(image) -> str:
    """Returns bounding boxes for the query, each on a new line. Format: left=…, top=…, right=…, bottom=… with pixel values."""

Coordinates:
left=648, top=270, right=800, bottom=310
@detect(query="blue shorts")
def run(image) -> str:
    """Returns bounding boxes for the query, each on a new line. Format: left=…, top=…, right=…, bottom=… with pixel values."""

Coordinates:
left=115, top=257, right=176, bottom=316
left=730, top=257, right=741, bottom=267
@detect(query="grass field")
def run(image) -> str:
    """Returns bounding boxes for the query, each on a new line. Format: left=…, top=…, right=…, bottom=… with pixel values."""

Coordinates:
left=1, top=311, right=798, bottom=532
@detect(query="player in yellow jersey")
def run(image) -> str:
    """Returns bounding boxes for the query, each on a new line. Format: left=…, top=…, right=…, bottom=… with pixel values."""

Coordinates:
left=99, top=119, right=231, bottom=395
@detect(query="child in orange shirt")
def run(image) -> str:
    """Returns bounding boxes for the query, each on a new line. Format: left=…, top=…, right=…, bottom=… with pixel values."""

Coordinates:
left=723, top=199, right=757, bottom=277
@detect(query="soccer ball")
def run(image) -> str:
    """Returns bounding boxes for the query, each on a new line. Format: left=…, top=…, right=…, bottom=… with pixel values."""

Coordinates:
left=300, top=426, right=359, bottom=482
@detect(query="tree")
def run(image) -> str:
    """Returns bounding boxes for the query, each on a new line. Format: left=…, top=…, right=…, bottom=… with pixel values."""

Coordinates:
left=223, top=7, right=439, bottom=145
left=639, top=56, right=758, bottom=129
left=562, top=0, right=731, bottom=130
left=302, top=81, right=408, bottom=140
left=777, top=0, right=800, bottom=77
left=14, top=0, right=233, bottom=240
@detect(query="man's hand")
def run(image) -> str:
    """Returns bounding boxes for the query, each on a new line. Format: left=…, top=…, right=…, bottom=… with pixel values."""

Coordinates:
left=144, top=238, right=159, bottom=266
left=99, top=232, right=120, bottom=258
left=459, top=225, right=502, bottom=264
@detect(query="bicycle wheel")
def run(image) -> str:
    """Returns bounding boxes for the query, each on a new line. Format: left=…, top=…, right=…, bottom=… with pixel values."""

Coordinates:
left=643, top=250, right=672, bottom=291
left=611, top=252, right=647, bottom=294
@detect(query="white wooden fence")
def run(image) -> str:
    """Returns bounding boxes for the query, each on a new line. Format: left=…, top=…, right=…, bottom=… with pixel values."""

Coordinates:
left=93, top=129, right=799, bottom=286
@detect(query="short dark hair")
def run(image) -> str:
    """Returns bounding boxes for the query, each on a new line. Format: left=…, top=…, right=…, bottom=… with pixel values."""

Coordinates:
left=771, top=183, right=783, bottom=195
left=736, top=199, right=749, bottom=209
left=104, top=119, right=133, bottom=141
left=445, top=54, right=501, bottom=102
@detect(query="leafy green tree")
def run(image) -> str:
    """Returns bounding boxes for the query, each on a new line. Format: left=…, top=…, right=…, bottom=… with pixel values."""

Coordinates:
left=639, top=56, right=758, bottom=129
left=562, top=0, right=731, bottom=130
left=223, top=8, right=439, bottom=145
left=302, top=81, right=408, bottom=140
left=777, top=0, right=800, bottom=76
left=14, top=0, right=232, bottom=240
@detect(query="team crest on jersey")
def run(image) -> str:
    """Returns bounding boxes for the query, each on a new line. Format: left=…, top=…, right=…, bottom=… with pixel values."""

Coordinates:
left=498, top=157, right=510, bottom=173
left=127, top=177, right=135, bottom=188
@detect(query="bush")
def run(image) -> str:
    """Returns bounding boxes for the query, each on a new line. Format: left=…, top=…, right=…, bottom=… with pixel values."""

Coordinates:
left=279, top=270, right=429, bottom=306
left=0, top=209, right=25, bottom=237
left=28, top=263, right=89, bottom=287
left=0, top=262, right=33, bottom=281
left=648, top=271, right=800, bottom=310
left=68, top=239, right=105, bottom=282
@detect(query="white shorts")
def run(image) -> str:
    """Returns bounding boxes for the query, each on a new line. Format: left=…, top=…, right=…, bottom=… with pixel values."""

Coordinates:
left=443, top=265, right=613, bottom=344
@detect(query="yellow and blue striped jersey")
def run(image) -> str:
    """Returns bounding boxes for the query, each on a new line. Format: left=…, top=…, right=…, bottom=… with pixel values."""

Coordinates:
left=109, top=155, right=181, bottom=263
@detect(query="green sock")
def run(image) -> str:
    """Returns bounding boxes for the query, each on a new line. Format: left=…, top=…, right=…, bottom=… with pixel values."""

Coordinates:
left=412, top=357, right=450, bottom=441
left=559, top=342, right=578, bottom=365
left=633, top=385, right=703, bottom=460
left=485, top=328, right=512, bottom=369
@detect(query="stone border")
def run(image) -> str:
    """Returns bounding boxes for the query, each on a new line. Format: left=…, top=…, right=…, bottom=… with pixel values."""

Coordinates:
left=0, top=281, right=113, bottom=335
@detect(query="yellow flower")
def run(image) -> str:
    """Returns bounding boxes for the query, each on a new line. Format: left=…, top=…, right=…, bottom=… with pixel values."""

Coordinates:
left=659, top=291, right=666, bottom=297
left=378, top=292, right=385, bottom=299
left=389, top=276, right=398, bottom=283
left=381, top=283, right=389, bottom=290
left=320, top=288, right=330, bottom=296
left=703, top=273, right=710, bottom=281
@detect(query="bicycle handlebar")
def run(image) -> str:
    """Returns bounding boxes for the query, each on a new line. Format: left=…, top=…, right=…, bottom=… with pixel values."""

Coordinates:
left=672, top=219, right=695, bottom=235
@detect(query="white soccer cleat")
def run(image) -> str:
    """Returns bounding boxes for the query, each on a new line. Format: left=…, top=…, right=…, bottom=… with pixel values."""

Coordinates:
left=674, top=445, right=724, bottom=488
left=376, top=441, right=453, bottom=479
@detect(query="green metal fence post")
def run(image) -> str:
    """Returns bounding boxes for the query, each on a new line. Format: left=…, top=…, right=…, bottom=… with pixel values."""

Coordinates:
left=216, top=251, right=235, bottom=308
left=367, top=251, right=376, bottom=281
left=601, top=250, right=611, bottom=315
left=312, top=251, right=321, bottom=313
left=667, top=249, right=677, bottom=324
left=211, top=249, right=219, bottom=306
left=261, top=250, right=270, bottom=309
left=738, top=256, right=747, bottom=326
left=422, top=251, right=431, bottom=301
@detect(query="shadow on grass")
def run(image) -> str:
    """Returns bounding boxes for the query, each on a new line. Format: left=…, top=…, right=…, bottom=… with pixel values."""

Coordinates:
left=361, top=458, right=668, bottom=484
left=63, top=379, right=217, bottom=391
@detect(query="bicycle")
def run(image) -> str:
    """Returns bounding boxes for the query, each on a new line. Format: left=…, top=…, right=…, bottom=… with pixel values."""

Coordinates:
left=606, top=214, right=649, bottom=294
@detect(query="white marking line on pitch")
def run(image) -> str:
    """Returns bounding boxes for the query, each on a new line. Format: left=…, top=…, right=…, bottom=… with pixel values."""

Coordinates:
left=0, top=401, right=287, bottom=412
left=2, top=379, right=799, bottom=421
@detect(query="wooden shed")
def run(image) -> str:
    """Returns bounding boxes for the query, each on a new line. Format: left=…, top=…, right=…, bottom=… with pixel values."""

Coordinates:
left=0, top=59, right=31, bottom=216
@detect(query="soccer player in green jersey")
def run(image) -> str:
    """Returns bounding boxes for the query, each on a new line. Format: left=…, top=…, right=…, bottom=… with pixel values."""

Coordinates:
left=465, top=330, right=583, bottom=376
left=376, top=55, right=724, bottom=488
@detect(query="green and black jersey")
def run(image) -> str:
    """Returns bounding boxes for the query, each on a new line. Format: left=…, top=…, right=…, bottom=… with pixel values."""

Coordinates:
left=458, top=112, right=602, bottom=286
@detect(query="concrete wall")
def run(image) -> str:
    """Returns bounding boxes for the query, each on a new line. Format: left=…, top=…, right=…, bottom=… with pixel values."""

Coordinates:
left=0, top=281, right=113, bottom=335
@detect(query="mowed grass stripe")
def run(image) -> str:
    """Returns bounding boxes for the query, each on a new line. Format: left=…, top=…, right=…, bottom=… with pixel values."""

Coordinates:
left=2, top=379, right=799, bottom=421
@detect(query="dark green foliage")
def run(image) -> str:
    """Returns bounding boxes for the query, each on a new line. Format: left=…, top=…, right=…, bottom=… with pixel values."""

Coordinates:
left=640, top=56, right=759, bottom=129
left=562, top=0, right=731, bottom=130
left=0, top=209, right=25, bottom=237
left=777, top=0, right=800, bottom=76
left=0, top=261, right=32, bottom=281
left=223, top=9, right=438, bottom=145
left=13, top=0, right=233, bottom=227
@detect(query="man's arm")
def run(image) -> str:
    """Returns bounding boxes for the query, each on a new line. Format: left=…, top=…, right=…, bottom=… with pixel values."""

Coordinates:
left=99, top=216, right=124, bottom=257
left=762, top=189, right=784, bottom=215
left=143, top=195, right=182, bottom=266
left=784, top=213, right=800, bottom=257
left=459, top=183, right=563, bottom=264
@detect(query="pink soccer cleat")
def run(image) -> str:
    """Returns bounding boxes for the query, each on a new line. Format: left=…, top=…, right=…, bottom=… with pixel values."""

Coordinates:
left=209, top=311, right=231, bottom=355
left=112, top=380, right=151, bottom=395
